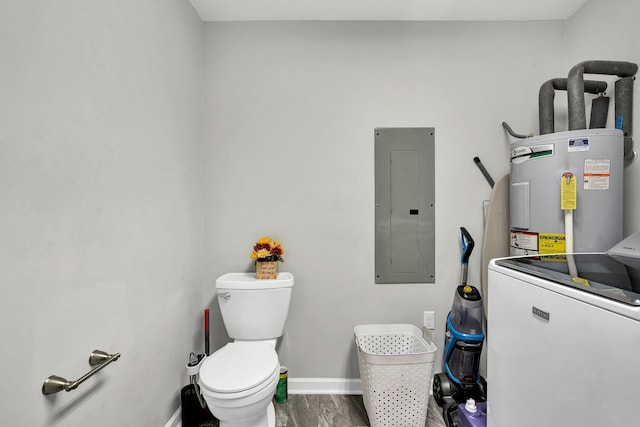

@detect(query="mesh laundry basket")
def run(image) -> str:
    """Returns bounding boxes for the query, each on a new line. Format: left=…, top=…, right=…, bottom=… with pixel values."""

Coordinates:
left=354, top=324, right=437, bottom=427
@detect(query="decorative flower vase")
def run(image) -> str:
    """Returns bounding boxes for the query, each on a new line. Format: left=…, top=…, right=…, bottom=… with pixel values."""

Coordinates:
left=256, top=261, right=278, bottom=279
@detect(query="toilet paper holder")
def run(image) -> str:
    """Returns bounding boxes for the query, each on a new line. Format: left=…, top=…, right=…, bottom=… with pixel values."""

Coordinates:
left=42, top=350, right=121, bottom=395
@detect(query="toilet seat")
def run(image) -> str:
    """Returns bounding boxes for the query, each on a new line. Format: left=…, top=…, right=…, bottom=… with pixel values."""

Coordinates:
left=199, top=342, right=279, bottom=398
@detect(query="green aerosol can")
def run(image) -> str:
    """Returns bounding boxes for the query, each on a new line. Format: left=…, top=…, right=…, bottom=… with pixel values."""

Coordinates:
left=275, top=366, right=288, bottom=403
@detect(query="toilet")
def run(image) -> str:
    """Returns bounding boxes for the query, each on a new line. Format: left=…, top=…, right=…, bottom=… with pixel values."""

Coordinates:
left=198, top=272, right=294, bottom=427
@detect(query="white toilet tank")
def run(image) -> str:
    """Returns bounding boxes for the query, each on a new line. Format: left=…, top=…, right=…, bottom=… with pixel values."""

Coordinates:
left=216, top=272, right=294, bottom=340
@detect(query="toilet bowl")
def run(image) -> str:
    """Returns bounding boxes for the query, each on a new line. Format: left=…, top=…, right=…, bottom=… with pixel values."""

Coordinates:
left=199, top=341, right=280, bottom=427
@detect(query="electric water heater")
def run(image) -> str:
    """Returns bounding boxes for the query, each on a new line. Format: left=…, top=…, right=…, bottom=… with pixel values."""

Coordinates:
left=509, top=128, right=623, bottom=255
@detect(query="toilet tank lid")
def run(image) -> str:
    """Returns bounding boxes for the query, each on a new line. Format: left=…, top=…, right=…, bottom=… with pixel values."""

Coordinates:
left=216, top=272, right=294, bottom=290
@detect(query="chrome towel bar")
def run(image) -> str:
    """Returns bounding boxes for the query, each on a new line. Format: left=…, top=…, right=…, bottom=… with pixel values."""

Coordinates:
left=42, top=350, right=121, bottom=395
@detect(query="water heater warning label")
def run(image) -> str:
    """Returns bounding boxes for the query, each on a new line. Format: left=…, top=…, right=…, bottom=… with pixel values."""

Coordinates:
left=539, top=233, right=566, bottom=254
left=510, top=231, right=538, bottom=255
left=583, top=159, right=610, bottom=190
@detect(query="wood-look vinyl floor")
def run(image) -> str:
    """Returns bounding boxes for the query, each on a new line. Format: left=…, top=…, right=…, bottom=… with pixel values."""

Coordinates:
left=199, top=394, right=447, bottom=427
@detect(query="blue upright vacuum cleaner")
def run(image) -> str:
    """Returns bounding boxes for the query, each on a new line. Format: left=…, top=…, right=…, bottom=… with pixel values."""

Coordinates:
left=433, top=227, right=487, bottom=427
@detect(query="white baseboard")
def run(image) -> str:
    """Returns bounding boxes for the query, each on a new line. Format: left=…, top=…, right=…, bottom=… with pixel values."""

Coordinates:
left=288, top=378, right=362, bottom=395
left=164, top=378, right=363, bottom=427
left=165, top=404, right=182, bottom=427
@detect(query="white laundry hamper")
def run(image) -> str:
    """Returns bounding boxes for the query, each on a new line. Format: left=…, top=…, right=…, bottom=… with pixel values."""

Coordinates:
left=354, top=324, right=437, bottom=427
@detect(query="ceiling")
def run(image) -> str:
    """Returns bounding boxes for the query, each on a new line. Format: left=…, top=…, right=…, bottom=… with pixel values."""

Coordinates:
left=188, top=0, right=590, bottom=22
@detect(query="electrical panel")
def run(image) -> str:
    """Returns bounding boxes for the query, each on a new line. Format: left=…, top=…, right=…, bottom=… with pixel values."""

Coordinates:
left=375, top=127, right=435, bottom=284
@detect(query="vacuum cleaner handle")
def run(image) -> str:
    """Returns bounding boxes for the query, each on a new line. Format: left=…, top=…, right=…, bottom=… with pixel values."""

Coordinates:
left=460, top=227, right=475, bottom=265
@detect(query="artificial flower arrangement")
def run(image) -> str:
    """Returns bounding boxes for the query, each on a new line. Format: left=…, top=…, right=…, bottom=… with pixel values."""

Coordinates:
left=251, top=236, right=284, bottom=279
left=251, top=236, right=285, bottom=262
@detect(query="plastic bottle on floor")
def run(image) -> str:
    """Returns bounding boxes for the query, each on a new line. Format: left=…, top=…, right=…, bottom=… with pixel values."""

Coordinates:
left=457, top=398, right=486, bottom=427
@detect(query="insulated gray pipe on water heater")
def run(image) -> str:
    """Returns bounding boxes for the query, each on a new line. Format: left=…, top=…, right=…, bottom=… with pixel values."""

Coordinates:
left=567, top=60, right=638, bottom=160
left=616, top=76, right=636, bottom=159
left=567, top=60, right=638, bottom=130
left=539, top=78, right=608, bottom=135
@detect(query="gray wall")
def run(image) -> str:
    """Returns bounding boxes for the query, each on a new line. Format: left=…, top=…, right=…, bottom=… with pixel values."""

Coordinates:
left=0, top=0, right=203, bottom=425
left=202, top=20, right=566, bottom=379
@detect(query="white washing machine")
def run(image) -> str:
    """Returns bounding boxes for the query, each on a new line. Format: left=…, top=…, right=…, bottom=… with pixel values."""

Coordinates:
left=487, top=240, right=640, bottom=426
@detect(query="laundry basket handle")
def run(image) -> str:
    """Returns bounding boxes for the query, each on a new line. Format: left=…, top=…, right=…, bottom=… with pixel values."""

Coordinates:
left=421, top=326, right=434, bottom=342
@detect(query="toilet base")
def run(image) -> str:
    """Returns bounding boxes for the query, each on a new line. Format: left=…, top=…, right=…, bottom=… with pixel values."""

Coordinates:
left=218, top=401, right=275, bottom=427
left=267, top=401, right=275, bottom=427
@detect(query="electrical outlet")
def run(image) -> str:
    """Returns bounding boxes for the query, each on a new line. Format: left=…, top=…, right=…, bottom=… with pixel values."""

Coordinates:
left=424, top=311, right=435, bottom=330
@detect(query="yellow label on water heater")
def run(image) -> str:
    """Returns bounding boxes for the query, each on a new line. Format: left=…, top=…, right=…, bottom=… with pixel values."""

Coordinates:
left=539, top=233, right=566, bottom=254
left=561, top=175, right=577, bottom=210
